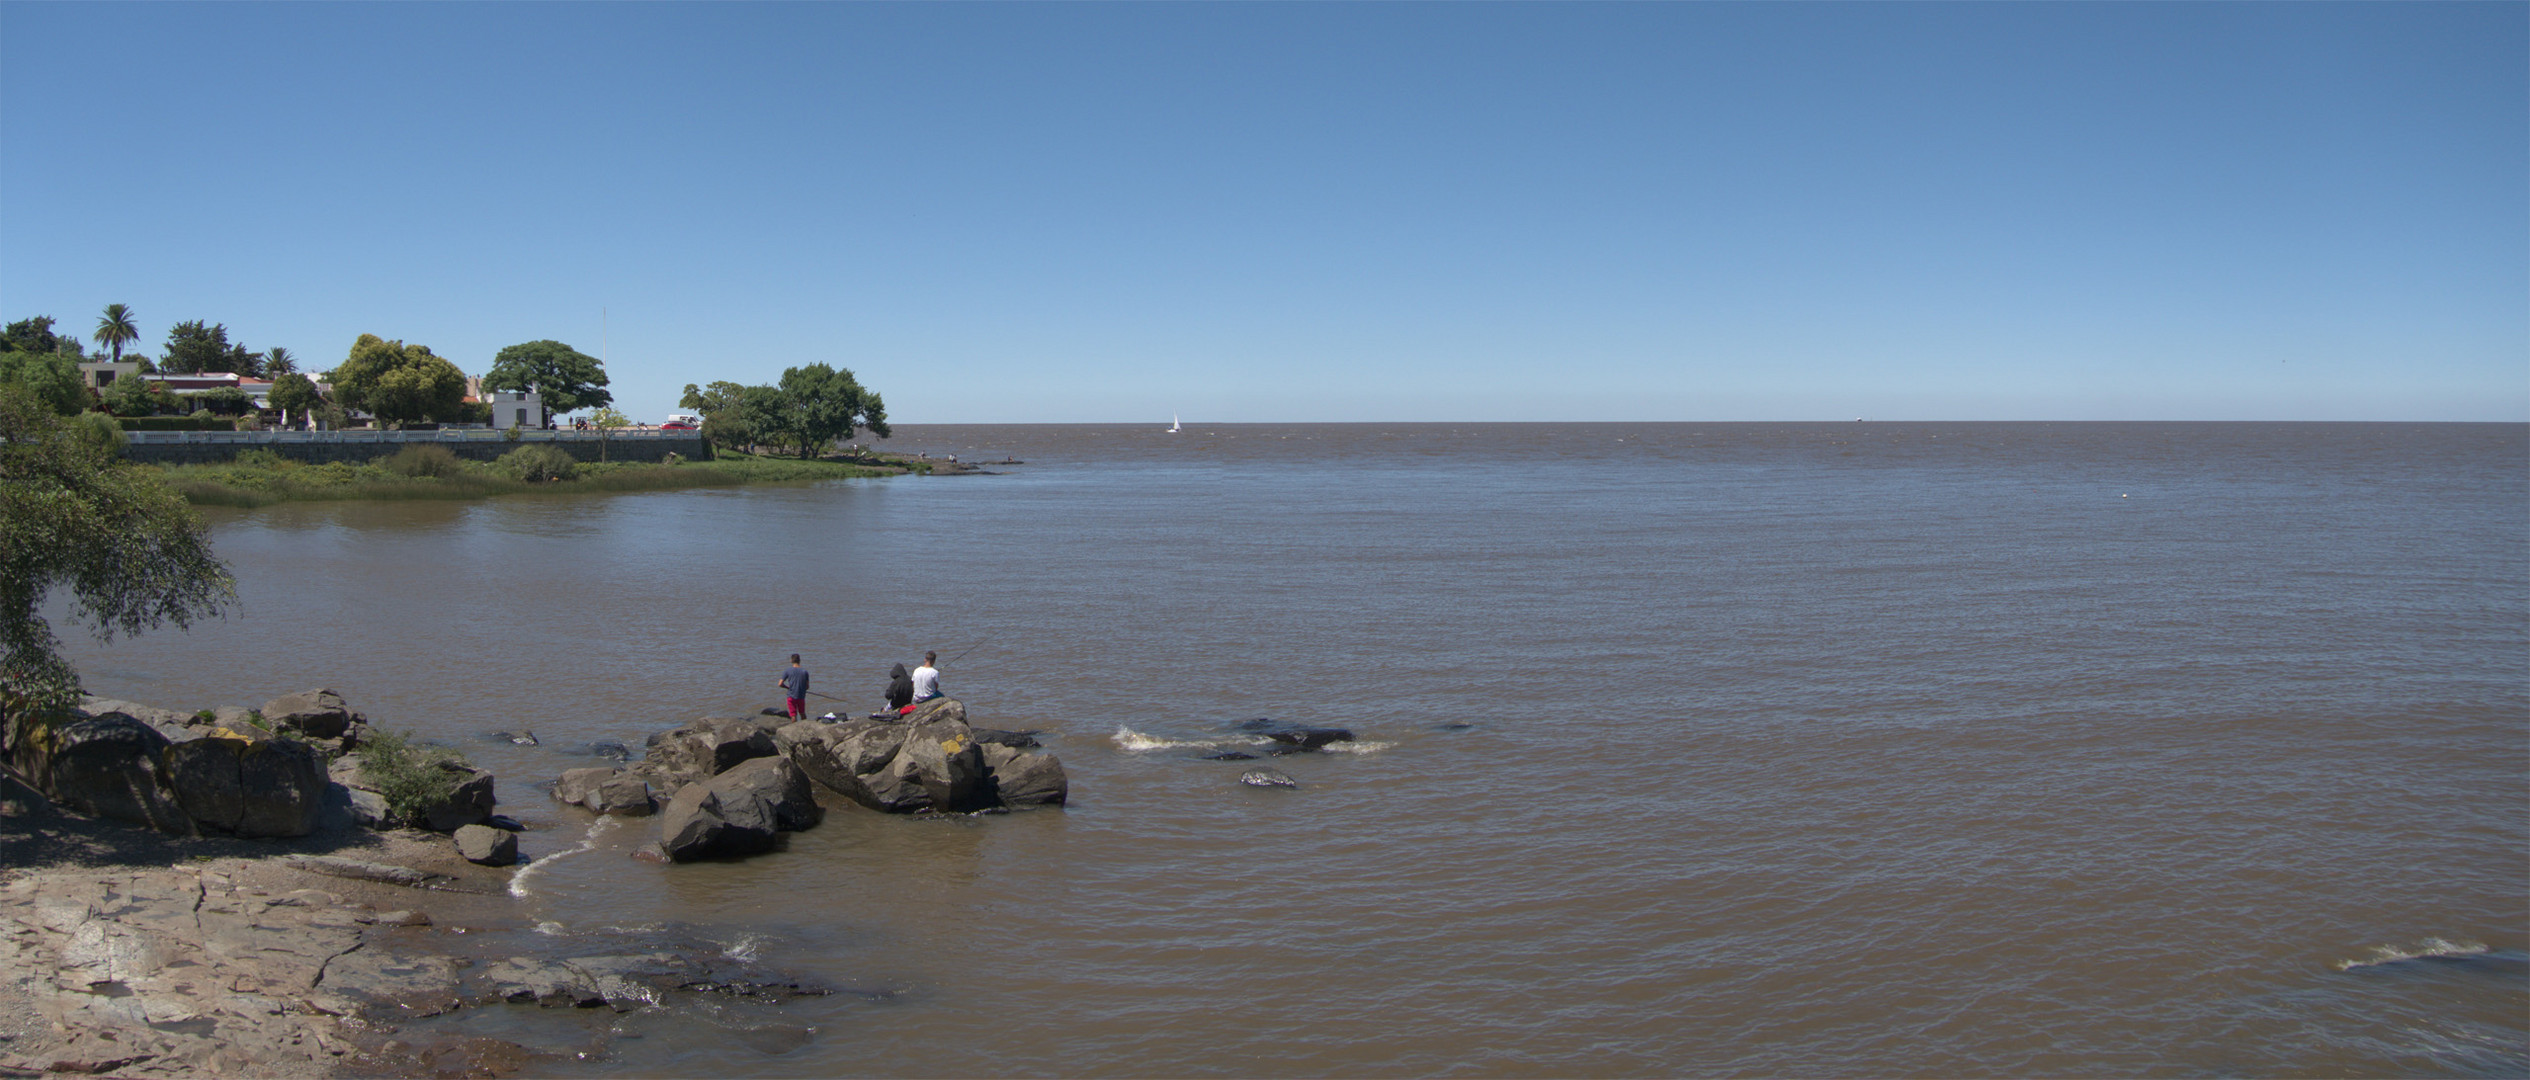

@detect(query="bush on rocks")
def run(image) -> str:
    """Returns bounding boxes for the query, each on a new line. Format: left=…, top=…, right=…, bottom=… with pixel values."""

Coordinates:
left=357, top=728, right=488, bottom=829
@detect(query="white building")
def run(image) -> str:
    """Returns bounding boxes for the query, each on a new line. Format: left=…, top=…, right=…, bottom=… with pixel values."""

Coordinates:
left=488, top=390, right=545, bottom=430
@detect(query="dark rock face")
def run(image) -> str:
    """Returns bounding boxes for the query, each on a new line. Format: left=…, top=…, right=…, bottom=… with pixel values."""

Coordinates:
left=261, top=689, right=359, bottom=740
left=971, top=728, right=1041, bottom=749
left=657, top=756, right=820, bottom=862
left=454, top=824, right=518, bottom=865
left=164, top=734, right=325, bottom=838
left=981, top=743, right=1069, bottom=806
left=1202, top=751, right=1258, bottom=761
left=34, top=714, right=192, bottom=832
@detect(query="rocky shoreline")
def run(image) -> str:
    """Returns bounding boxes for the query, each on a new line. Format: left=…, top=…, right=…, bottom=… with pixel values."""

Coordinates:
left=0, top=689, right=1071, bottom=1078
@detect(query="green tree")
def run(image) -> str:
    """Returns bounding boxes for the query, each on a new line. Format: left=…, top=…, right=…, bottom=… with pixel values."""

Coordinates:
left=160, top=320, right=263, bottom=377
left=92, top=303, right=140, bottom=362
left=4, top=317, right=82, bottom=357
left=331, top=334, right=467, bottom=427
left=267, top=372, right=321, bottom=421
left=0, top=384, right=234, bottom=708
left=0, top=351, right=87, bottom=415
left=103, top=375, right=176, bottom=417
left=484, top=340, right=612, bottom=416
left=680, top=380, right=760, bottom=452
left=771, top=363, right=890, bottom=458
left=263, top=346, right=297, bottom=375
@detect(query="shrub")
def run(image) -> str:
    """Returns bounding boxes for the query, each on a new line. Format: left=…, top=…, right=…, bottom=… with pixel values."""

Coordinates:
left=357, top=728, right=471, bottom=825
left=385, top=443, right=466, bottom=478
left=67, top=411, right=125, bottom=452
left=496, top=443, right=578, bottom=482
left=231, top=448, right=294, bottom=470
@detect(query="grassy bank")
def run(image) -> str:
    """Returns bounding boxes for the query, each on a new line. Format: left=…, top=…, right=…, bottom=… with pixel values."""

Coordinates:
left=157, top=447, right=915, bottom=508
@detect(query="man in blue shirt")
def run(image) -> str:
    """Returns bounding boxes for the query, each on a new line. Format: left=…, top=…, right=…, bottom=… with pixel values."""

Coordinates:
left=777, top=654, right=810, bottom=720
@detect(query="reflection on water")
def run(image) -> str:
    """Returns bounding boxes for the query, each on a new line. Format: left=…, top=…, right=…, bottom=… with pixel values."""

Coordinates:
left=62, top=423, right=2530, bottom=1076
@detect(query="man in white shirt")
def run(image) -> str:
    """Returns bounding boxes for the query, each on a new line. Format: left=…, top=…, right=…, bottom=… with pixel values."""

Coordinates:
left=910, top=651, right=943, bottom=704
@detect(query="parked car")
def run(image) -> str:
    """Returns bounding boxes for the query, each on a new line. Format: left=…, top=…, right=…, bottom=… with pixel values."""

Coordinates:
left=659, top=421, right=695, bottom=431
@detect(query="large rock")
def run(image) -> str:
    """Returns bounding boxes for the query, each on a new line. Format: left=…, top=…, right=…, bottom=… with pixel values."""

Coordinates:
left=634, top=716, right=780, bottom=795
left=17, top=712, right=193, bottom=833
left=657, top=756, right=820, bottom=862
left=453, top=824, right=518, bottom=866
left=892, top=716, right=992, bottom=813
left=980, top=743, right=1069, bottom=807
left=773, top=719, right=909, bottom=807
left=554, top=767, right=655, bottom=816
left=904, top=697, right=967, bottom=726
left=261, top=689, right=359, bottom=740
left=163, top=732, right=326, bottom=837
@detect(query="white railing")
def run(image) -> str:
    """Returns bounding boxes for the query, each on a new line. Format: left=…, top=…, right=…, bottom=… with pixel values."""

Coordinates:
left=121, top=428, right=697, bottom=445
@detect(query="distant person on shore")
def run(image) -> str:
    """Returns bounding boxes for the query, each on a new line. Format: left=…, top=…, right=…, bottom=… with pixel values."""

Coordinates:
left=877, top=662, right=914, bottom=718
left=777, top=654, right=810, bottom=720
left=910, top=651, right=943, bottom=705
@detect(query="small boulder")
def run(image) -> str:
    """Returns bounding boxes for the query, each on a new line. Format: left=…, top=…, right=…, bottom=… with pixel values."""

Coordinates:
left=555, top=767, right=655, bottom=816
left=419, top=765, right=497, bottom=832
left=1239, top=768, right=1298, bottom=788
left=262, top=688, right=360, bottom=740
left=453, top=824, right=518, bottom=866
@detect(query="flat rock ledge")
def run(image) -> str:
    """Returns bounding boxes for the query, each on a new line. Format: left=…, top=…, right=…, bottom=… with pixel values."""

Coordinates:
left=0, top=834, right=838, bottom=1079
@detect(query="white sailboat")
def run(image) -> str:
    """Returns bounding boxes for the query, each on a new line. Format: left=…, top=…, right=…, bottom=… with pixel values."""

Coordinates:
left=1167, top=414, right=1181, bottom=433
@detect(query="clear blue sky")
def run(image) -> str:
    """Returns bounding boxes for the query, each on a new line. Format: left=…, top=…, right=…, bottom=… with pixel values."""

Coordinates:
left=3, top=3, right=2522, bottom=422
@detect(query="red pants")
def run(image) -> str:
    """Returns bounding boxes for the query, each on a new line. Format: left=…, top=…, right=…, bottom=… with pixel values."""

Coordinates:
left=787, top=697, right=806, bottom=719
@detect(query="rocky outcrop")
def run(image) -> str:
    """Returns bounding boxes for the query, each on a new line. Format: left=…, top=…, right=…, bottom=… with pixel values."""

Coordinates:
left=766, top=701, right=1064, bottom=816
left=656, top=756, right=821, bottom=862
left=631, top=716, right=780, bottom=796
left=553, top=766, right=656, bottom=816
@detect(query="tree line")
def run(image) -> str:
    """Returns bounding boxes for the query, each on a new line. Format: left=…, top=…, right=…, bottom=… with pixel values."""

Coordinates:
left=3, top=304, right=894, bottom=458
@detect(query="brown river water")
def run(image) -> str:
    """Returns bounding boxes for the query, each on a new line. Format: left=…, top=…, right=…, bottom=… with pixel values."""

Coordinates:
left=55, top=422, right=2529, bottom=1076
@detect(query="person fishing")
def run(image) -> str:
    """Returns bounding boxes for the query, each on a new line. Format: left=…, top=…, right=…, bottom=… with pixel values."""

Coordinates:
left=910, top=651, right=943, bottom=705
left=776, top=654, right=810, bottom=720
left=879, top=662, right=914, bottom=717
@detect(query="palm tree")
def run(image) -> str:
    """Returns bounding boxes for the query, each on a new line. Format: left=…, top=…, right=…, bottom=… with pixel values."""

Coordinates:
left=264, top=346, right=297, bottom=375
left=93, top=303, right=139, bottom=362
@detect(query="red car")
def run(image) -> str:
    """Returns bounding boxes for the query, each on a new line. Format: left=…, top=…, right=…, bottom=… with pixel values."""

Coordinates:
left=659, top=421, right=696, bottom=431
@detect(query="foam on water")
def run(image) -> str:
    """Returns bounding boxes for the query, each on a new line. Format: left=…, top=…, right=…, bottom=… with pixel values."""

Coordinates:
left=1111, top=725, right=1220, bottom=752
left=1320, top=739, right=1394, bottom=754
left=2334, top=937, right=2491, bottom=970
left=508, top=815, right=621, bottom=899
left=723, top=934, right=764, bottom=963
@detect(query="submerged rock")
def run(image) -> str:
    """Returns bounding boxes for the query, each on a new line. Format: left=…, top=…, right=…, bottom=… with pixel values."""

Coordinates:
left=1239, top=768, right=1299, bottom=788
left=1233, top=717, right=1356, bottom=750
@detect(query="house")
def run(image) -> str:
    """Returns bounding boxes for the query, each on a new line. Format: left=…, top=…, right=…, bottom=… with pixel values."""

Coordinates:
left=488, top=389, right=545, bottom=430
left=77, top=361, right=141, bottom=390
